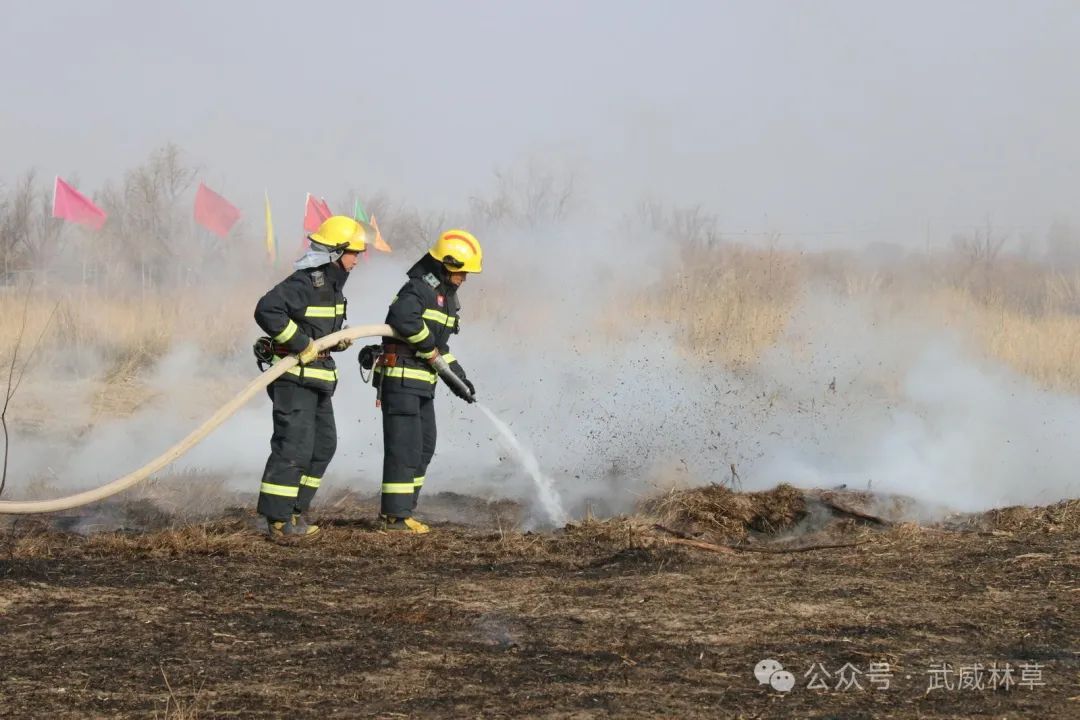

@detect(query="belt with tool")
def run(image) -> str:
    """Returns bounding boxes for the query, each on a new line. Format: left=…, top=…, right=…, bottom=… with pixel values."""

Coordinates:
left=380, top=341, right=420, bottom=366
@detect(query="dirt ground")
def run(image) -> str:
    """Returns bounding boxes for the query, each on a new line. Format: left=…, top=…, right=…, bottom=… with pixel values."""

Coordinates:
left=0, top=489, right=1077, bottom=719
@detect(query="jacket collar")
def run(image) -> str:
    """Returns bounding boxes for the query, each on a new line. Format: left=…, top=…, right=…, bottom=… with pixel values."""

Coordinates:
left=407, top=253, right=450, bottom=291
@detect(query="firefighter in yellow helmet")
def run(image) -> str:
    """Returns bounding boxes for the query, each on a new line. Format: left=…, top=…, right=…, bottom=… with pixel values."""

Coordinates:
left=253, top=215, right=369, bottom=541
left=370, top=229, right=482, bottom=533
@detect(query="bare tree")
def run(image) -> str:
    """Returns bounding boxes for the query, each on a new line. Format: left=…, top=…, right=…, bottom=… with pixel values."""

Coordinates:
left=0, top=171, right=63, bottom=282
left=0, top=182, right=9, bottom=279
left=951, top=218, right=1008, bottom=271
left=950, top=218, right=1010, bottom=302
left=98, top=143, right=200, bottom=287
left=468, top=160, right=577, bottom=229
left=0, top=283, right=57, bottom=498
left=1045, top=220, right=1080, bottom=267
left=670, top=205, right=722, bottom=251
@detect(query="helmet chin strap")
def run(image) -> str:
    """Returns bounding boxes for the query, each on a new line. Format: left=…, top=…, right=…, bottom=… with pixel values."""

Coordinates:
left=336, top=251, right=360, bottom=270
left=314, top=240, right=347, bottom=262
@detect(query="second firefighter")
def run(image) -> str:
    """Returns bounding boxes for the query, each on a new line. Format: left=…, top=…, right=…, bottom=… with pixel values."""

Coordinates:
left=373, top=229, right=483, bottom=533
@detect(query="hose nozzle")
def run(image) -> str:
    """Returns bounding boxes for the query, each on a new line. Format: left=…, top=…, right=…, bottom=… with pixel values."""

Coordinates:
left=430, top=355, right=475, bottom=403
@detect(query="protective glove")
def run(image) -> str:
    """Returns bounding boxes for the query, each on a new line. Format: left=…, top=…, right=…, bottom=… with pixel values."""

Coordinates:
left=447, top=374, right=476, bottom=403
left=297, top=339, right=319, bottom=365
left=445, top=359, right=475, bottom=402
left=329, top=325, right=353, bottom=352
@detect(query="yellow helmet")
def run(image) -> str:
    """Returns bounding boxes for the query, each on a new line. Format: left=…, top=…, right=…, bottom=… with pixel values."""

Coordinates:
left=429, top=229, right=482, bottom=273
left=309, top=215, right=369, bottom=253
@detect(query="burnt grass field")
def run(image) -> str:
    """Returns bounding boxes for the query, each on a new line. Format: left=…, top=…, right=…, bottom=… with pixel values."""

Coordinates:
left=0, top=487, right=1077, bottom=719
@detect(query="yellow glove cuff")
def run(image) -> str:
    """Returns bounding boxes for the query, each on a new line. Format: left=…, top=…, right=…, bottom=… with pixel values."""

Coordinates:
left=297, top=340, right=319, bottom=365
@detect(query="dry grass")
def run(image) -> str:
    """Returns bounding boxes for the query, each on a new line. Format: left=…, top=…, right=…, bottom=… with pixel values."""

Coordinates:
left=0, top=286, right=257, bottom=371
left=7, top=490, right=1075, bottom=564
left=3, top=499, right=1075, bottom=719
left=2, top=521, right=67, bottom=559
left=0, top=285, right=260, bottom=427
left=0, top=519, right=258, bottom=560
left=156, top=665, right=206, bottom=720
left=953, top=498, right=1080, bottom=533
left=640, top=242, right=1080, bottom=391
left=639, top=483, right=807, bottom=540
left=83, top=522, right=259, bottom=558
left=641, top=244, right=802, bottom=367
left=928, top=286, right=1080, bottom=392
left=5, top=243, right=1080, bottom=412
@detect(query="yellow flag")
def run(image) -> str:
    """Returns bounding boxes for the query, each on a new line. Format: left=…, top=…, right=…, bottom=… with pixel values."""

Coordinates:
left=264, top=191, right=276, bottom=264
left=371, top=214, right=392, bottom=252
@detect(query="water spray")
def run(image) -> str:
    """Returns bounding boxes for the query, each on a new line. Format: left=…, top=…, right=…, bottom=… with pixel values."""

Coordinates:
left=431, top=355, right=568, bottom=525
left=476, top=404, right=567, bottom=527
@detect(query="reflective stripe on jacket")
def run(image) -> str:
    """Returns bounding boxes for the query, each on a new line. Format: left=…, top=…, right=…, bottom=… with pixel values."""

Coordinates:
left=254, top=263, right=349, bottom=391
left=378, top=254, right=469, bottom=398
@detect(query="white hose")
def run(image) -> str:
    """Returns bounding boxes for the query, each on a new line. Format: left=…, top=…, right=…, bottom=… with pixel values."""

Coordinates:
left=0, top=324, right=394, bottom=515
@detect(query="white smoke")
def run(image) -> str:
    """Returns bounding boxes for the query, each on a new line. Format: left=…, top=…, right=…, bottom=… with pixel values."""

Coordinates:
left=753, top=293, right=1080, bottom=511
left=4, top=226, right=1078, bottom=523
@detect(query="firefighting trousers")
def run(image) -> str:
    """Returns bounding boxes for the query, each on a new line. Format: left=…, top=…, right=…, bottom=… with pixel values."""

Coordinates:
left=257, top=380, right=337, bottom=521
left=380, top=390, right=437, bottom=518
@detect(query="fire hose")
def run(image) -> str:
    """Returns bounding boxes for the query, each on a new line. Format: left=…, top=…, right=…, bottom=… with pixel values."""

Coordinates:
left=0, top=324, right=426, bottom=515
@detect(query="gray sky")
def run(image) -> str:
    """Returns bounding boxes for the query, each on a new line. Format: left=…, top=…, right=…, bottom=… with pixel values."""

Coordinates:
left=2, top=0, right=1078, bottom=246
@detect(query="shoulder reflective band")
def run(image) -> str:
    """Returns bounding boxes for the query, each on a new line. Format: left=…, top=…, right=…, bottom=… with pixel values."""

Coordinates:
left=260, top=482, right=299, bottom=498
left=305, top=306, right=336, bottom=318
left=373, top=366, right=438, bottom=383
left=274, top=319, right=298, bottom=343
left=406, top=323, right=430, bottom=344
left=422, top=309, right=457, bottom=327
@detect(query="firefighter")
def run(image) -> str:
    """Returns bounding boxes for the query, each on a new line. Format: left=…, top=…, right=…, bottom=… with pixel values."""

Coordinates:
left=253, top=215, right=369, bottom=540
left=374, top=229, right=482, bottom=533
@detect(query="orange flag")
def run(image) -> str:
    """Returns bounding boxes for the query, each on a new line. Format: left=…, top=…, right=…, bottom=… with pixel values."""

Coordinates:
left=370, top=214, right=392, bottom=252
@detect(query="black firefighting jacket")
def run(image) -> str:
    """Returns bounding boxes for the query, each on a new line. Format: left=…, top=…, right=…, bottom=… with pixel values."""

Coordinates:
left=377, top=254, right=469, bottom=398
left=254, top=261, right=350, bottom=392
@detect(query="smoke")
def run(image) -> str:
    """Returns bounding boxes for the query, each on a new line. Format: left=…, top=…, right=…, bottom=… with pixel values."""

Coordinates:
left=3, top=176, right=1078, bottom=525
left=399, top=253, right=1080, bottom=519
left=7, top=215, right=1080, bottom=524
left=753, top=293, right=1080, bottom=511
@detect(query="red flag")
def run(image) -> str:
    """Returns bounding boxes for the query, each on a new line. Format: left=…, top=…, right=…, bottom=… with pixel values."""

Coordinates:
left=193, top=182, right=241, bottom=238
left=52, top=177, right=107, bottom=230
left=303, top=193, right=332, bottom=232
